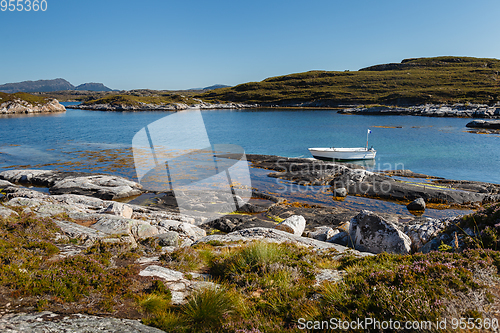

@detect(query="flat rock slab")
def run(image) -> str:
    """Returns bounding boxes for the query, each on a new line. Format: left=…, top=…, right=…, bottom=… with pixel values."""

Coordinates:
left=138, top=265, right=215, bottom=304
left=139, top=265, right=185, bottom=281
left=194, top=227, right=365, bottom=253
left=0, top=311, right=164, bottom=333
left=466, top=120, right=500, bottom=129
left=247, top=154, right=500, bottom=208
left=91, top=215, right=159, bottom=239
left=315, top=269, right=346, bottom=286
left=0, top=170, right=142, bottom=200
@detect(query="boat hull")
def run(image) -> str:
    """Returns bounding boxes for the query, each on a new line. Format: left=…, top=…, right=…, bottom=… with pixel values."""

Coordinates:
left=308, top=147, right=376, bottom=161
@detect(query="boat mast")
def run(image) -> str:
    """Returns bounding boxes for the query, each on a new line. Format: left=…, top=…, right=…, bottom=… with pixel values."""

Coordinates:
left=366, top=129, right=371, bottom=150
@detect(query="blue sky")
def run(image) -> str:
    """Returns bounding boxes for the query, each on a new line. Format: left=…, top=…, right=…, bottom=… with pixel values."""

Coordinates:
left=1, top=0, right=499, bottom=90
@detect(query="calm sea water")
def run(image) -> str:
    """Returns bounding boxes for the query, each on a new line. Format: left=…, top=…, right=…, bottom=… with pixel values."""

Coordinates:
left=0, top=104, right=499, bottom=185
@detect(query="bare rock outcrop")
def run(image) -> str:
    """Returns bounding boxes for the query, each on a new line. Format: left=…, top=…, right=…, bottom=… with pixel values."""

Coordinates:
left=349, top=210, right=412, bottom=254
left=0, top=98, right=66, bottom=114
left=0, top=311, right=164, bottom=333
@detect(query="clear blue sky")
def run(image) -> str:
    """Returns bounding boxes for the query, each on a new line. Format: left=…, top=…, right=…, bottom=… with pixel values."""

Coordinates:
left=1, top=0, right=499, bottom=90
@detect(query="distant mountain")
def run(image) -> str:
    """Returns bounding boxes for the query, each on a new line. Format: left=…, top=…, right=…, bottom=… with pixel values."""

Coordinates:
left=189, top=84, right=231, bottom=91
left=75, top=83, right=113, bottom=92
left=0, top=78, right=113, bottom=93
left=203, top=84, right=231, bottom=90
left=0, top=78, right=74, bottom=93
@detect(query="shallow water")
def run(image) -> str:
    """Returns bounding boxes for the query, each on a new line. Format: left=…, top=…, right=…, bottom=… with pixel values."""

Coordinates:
left=0, top=106, right=496, bottom=217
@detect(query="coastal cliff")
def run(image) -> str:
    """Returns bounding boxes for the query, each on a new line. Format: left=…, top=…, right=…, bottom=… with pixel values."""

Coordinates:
left=0, top=92, right=66, bottom=115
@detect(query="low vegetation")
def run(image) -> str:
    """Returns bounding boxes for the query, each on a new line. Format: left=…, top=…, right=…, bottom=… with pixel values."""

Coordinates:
left=0, top=92, right=51, bottom=105
left=200, top=56, right=500, bottom=106
left=1, top=204, right=500, bottom=332
left=0, top=208, right=157, bottom=315
left=452, top=202, right=500, bottom=251
left=145, top=242, right=499, bottom=333
left=81, top=92, right=199, bottom=107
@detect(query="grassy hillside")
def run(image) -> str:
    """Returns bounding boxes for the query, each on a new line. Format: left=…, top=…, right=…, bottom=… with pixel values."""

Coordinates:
left=199, top=56, right=500, bottom=106
left=0, top=92, right=51, bottom=105
left=81, top=91, right=199, bottom=106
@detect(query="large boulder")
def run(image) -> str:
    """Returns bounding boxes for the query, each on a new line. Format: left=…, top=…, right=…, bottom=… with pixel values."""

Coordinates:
left=153, top=231, right=180, bottom=247
left=349, top=210, right=412, bottom=254
left=405, top=217, right=454, bottom=251
left=407, top=197, right=426, bottom=211
left=274, top=215, right=306, bottom=236
left=308, top=226, right=337, bottom=242
left=53, top=220, right=135, bottom=246
left=90, top=215, right=159, bottom=239
left=157, top=220, right=206, bottom=242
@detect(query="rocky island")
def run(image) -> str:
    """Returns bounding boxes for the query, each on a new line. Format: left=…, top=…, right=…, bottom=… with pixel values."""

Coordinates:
left=0, top=92, right=65, bottom=115
left=67, top=91, right=257, bottom=112
left=59, top=57, right=500, bottom=119
left=1, top=154, right=500, bottom=332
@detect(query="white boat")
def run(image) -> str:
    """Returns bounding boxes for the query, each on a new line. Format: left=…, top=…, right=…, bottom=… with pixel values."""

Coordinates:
left=308, top=147, right=376, bottom=161
left=308, top=129, right=376, bottom=161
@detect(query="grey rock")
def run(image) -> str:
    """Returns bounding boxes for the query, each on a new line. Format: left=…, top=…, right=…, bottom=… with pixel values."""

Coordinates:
left=405, top=217, right=452, bottom=251
left=101, top=202, right=133, bottom=218
left=333, top=187, right=348, bottom=197
left=407, top=197, right=426, bottom=211
left=0, top=206, right=18, bottom=218
left=3, top=187, right=48, bottom=201
left=274, top=215, right=306, bottom=236
left=0, top=169, right=143, bottom=200
left=138, top=265, right=217, bottom=304
left=327, top=230, right=349, bottom=246
left=53, top=220, right=135, bottom=246
left=50, top=174, right=142, bottom=200
left=153, top=231, right=179, bottom=247
left=466, top=119, right=500, bottom=129
left=419, top=237, right=442, bottom=253
left=91, top=215, right=159, bottom=239
left=308, top=226, right=337, bottom=242
left=339, top=103, right=500, bottom=119
left=0, top=169, right=55, bottom=186
left=158, top=220, right=206, bottom=241
left=0, top=311, right=164, bottom=332
left=315, top=269, right=346, bottom=286
left=0, top=179, right=16, bottom=189
left=194, top=227, right=366, bottom=253
left=349, top=210, right=412, bottom=254
left=139, top=265, right=184, bottom=281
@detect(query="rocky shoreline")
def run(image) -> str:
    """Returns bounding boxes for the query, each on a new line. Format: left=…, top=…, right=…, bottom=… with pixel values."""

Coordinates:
left=338, top=103, right=500, bottom=118
left=1, top=159, right=500, bottom=331
left=69, top=101, right=258, bottom=112
left=0, top=98, right=66, bottom=115
left=246, top=154, right=500, bottom=208
left=466, top=119, right=500, bottom=129
left=69, top=100, right=500, bottom=119
left=2, top=154, right=499, bottom=253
